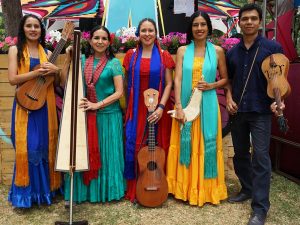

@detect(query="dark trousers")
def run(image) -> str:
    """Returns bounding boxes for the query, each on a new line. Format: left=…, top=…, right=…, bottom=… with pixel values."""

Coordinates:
left=231, top=112, right=272, bottom=216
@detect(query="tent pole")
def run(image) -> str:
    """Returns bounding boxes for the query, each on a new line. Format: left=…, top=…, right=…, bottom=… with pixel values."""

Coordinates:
left=262, top=0, right=267, bottom=37
left=274, top=0, right=278, bottom=40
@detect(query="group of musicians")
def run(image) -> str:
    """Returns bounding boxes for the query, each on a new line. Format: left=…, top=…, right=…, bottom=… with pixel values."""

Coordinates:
left=7, top=3, right=286, bottom=225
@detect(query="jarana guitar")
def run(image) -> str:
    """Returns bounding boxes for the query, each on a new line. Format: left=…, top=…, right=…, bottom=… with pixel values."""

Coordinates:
left=16, top=21, right=74, bottom=111
left=136, top=88, right=168, bottom=207
left=261, top=53, right=291, bottom=133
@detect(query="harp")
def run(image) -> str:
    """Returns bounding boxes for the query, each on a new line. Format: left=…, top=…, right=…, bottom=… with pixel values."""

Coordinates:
left=55, top=30, right=88, bottom=225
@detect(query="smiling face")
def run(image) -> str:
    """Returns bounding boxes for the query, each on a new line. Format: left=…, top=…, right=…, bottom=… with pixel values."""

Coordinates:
left=23, top=17, right=41, bottom=42
left=89, top=28, right=110, bottom=57
left=191, top=15, right=209, bottom=41
left=239, top=9, right=261, bottom=36
left=139, top=20, right=157, bottom=47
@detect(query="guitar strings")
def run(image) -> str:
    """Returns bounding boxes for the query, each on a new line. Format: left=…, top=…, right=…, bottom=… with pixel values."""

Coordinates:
left=27, top=40, right=66, bottom=100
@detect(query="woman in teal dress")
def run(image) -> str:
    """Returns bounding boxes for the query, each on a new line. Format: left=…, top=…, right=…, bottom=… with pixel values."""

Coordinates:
left=64, top=25, right=125, bottom=203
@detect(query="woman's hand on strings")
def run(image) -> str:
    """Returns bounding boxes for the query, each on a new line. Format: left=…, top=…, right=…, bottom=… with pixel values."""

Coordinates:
left=147, top=107, right=163, bottom=124
left=79, top=98, right=99, bottom=111
left=40, top=62, right=60, bottom=76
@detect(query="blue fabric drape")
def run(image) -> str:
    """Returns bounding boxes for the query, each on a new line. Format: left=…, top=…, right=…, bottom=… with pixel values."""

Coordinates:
left=124, top=45, right=163, bottom=179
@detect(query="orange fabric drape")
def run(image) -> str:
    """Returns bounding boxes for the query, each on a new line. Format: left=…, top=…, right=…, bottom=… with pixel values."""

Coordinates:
left=15, top=44, right=61, bottom=190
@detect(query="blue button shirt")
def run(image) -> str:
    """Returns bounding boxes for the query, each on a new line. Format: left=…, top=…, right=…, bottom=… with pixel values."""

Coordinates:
left=226, top=35, right=283, bottom=113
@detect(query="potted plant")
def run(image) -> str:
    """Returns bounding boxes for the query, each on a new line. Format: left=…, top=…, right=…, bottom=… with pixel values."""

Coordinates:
left=110, top=33, right=122, bottom=53
left=160, top=32, right=186, bottom=54
left=116, top=27, right=139, bottom=52
left=0, top=36, right=17, bottom=54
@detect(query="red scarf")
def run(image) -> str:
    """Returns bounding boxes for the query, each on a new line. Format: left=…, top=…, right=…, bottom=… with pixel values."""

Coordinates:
left=83, top=55, right=108, bottom=185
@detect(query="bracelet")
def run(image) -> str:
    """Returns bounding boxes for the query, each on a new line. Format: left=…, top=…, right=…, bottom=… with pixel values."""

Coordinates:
left=158, top=103, right=165, bottom=110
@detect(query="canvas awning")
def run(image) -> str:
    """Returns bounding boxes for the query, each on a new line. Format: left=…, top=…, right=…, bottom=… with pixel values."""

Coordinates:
left=21, top=0, right=102, bottom=19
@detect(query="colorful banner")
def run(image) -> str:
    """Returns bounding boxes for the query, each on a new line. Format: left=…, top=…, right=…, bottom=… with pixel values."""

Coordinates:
left=198, top=0, right=239, bottom=18
left=21, top=0, right=101, bottom=18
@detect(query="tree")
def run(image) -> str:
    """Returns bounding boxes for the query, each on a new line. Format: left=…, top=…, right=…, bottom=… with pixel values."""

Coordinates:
left=1, top=0, right=23, bottom=37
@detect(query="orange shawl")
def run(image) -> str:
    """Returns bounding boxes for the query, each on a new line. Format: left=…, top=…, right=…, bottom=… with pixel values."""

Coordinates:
left=14, top=44, right=61, bottom=190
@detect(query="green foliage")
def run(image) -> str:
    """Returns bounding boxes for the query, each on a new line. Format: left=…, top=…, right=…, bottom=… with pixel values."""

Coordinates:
left=0, top=13, right=7, bottom=37
left=232, top=0, right=248, bottom=7
left=110, top=34, right=122, bottom=53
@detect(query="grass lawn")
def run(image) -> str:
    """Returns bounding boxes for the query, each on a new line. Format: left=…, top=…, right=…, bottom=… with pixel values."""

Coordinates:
left=0, top=173, right=299, bottom=225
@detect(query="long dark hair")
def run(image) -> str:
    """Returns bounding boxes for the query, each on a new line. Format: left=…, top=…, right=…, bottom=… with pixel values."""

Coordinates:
left=17, top=14, right=46, bottom=64
left=186, top=11, right=212, bottom=44
left=84, top=25, right=115, bottom=59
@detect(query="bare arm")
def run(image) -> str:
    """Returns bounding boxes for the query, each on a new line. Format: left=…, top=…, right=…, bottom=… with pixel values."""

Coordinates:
left=8, top=46, right=42, bottom=85
left=8, top=46, right=60, bottom=86
left=79, top=75, right=123, bottom=111
left=173, top=46, right=186, bottom=123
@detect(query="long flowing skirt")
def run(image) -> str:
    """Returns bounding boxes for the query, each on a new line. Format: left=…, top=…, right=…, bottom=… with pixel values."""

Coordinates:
left=166, top=108, right=227, bottom=206
left=8, top=101, right=57, bottom=208
left=64, top=111, right=126, bottom=203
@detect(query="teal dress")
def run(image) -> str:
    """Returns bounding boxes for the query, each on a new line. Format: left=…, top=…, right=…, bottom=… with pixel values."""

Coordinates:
left=64, top=57, right=125, bottom=203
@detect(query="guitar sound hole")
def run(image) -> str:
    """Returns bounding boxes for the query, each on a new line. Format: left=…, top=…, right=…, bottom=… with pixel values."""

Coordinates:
left=25, top=93, right=38, bottom=101
left=147, top=161, right=157, bottom=171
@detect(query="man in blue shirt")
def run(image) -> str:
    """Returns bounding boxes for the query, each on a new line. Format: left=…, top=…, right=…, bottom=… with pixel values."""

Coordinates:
left=226, top=3, right=284, bottom=225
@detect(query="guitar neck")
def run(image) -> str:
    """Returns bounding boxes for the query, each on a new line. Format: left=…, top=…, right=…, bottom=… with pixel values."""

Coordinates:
left=48, top=38, right=67, bottom=64
left=273, top=88, right=283, bottom=116
left=148, top=115, right=156, bottom=151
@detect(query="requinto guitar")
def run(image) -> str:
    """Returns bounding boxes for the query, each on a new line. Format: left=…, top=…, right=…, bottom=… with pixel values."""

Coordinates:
left=261, top=53, right=291, bottom=133
left=136, top=88, right=168, bottom=207
left=16, top=21, right=74, bottom=111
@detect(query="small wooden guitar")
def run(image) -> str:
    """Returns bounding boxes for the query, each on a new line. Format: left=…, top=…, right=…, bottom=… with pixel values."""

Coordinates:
left=16, top=21, right=74, bottom=111
left=261, top=53, right=291, bottom=133
left=136, top=88, right=168, bottom=207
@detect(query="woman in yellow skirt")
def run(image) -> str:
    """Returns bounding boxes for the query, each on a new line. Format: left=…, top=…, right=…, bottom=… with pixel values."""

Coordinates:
left=166, top=10, right=228, bottom=206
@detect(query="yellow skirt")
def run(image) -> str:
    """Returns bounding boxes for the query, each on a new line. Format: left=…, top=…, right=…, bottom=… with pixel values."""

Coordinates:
left=166, top=107, right=227, bottom=206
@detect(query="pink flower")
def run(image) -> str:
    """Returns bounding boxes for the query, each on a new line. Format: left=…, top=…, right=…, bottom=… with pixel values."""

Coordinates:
left=45, top=34, right=52, bottom=42
left=13, top=37, right=18, bottom=44
left=5, top=36, right=13, bottom=44
left=52, top=41, right=57, bottom=49
left=0, top=42, right=4, bottom=48
left=82, top=31, right=90, bottom=40
left=221, top=38, right=240, bottom=50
